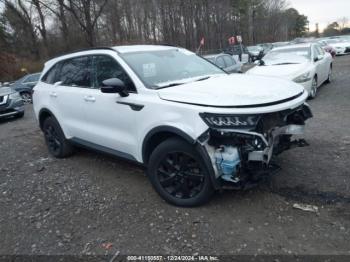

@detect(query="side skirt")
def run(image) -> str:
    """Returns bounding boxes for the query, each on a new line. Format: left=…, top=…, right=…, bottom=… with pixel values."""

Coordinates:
left=70, top=137, right=142, bottom=166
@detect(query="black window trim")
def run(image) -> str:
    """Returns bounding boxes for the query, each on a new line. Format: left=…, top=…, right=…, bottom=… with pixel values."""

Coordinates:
left=41, top=53, right=137, bottom=94
left=92, top=54, right=137, bottom=93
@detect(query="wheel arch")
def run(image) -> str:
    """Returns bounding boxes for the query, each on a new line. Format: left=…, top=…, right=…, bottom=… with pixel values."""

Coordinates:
left=142, top=126, right=196, bottom=165
left=38, top=108, right=55, bottom=130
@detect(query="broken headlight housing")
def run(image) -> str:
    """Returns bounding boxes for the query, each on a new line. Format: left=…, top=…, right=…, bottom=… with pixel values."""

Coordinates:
left=200, top=113, right=260, bottom=129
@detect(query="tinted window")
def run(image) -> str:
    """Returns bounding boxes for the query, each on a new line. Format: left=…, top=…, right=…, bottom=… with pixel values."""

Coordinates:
left=223, top=56, right=234, bottom=66
left=93, top=55, right=135, bottom=91
left=59, top=56, right=92, bottom=87
left=216, top=57, right=226, bottom=68
left=42, top=64, right=60, bottom=84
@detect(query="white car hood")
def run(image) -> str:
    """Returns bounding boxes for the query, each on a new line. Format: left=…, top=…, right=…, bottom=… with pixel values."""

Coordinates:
left=157, top=74, right=304, bottom=107
left=330, top=42, right=350, bottom=48
left=246, top=63, right=310, bottom=79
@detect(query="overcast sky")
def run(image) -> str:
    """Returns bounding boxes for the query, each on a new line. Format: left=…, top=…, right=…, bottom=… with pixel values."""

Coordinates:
left=288, top=0, right=350, bottom=31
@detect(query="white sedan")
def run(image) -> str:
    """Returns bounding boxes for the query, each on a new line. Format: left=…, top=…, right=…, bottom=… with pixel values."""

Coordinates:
left=322, top=39, right=350, bottom=55
left=246, top=43, right=333, bottom=99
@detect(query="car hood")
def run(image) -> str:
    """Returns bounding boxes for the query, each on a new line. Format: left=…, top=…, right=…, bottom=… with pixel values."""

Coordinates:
left=246, top=63, right=310, bottom=79
left=0, top=86, right=14, bottom=96
left=157, top=74, right=304, bottom=107
left=330, top=42, right=350, bottom=48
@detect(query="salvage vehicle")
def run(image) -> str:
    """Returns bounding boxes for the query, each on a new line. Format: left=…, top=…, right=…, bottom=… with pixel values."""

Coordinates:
left=33, top=45, right=312, bottom=206
left=0, top=86, right=24, bottom=119
left=11, top=73, right=41, bottom=104
left=323, top=39, right=350, bottom=56
left=247, top=46, right=264, bottom=62
left=246, top=43, right=333, bottom=99
left=204, top=54, right=242, bottom=73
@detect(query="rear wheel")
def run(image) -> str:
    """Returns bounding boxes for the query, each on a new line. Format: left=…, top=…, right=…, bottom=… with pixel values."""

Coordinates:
left=147, top=138, right=214, bottom=207
left=42, top=117, right=74, bottom=158
left=309, top=77, right=318, bottom=99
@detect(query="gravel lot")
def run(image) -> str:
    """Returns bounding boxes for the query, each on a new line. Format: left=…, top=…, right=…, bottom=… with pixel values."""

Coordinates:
left=0, top=56, right=350, bottom=257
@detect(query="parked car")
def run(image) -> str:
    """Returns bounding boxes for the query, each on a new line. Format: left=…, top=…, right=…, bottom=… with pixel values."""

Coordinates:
left=257, top=43, right=273, bottom=55
left=318, top=40, right=336, bottom=58
left=323, top=39, right=350, bottom=55
left=0, top=86, right=25, bottom=119
left=223, top=45, right=250, bottom=63
left=204, top=54, right=242, bottom=73
left=33, top=45, right=312, bottom=206
left=11, top=73, right=41, bottom=104
left=271, top=42, right=290, bottom=48
left=246, top=43, right=333, bottom=99
left=247, top=46, right=264, bottom=62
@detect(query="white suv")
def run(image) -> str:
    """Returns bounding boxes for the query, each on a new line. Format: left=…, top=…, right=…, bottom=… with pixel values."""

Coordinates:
left=33, top=45, right=312, bottom=206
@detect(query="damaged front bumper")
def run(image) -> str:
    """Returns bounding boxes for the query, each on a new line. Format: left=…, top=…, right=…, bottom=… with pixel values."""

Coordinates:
left=199, top=103, right=313, bottom=189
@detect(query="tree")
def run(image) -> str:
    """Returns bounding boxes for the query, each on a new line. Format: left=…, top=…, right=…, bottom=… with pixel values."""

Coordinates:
left=324, top=22, right=341, bottom=36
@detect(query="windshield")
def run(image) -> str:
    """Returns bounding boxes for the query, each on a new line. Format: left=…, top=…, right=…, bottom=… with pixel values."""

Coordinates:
left=248, top=46, right=260, bottom=52
left=262, top=50, right=310, bottom=65
left=265, top=47, right=311, bottom=62
left=120, top=49, right=226, bottom=89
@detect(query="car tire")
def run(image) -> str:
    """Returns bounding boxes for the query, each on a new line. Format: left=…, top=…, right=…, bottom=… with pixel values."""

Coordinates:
left=42, top=117, right=74, bottom=158
left=147, top=138, right=214, bottom=207
left=309, top=76, right=318, bottom=99
left=325, top=66, right=332, bottom=83
left=20, top=92, right=32, bottom=104
left=16, top=112, right=24, bottom=118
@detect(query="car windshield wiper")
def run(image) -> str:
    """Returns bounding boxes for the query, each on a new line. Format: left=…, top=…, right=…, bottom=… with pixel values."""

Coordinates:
left=154, top=82, right=185, bottom=90
left=154, top=76, right=213, bottom=89
left=271, top=62, right=299, bottom=65
left=195, top=76, right=211, bottom=82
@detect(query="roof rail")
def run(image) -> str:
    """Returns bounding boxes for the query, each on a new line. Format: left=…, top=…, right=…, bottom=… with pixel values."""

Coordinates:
left=50, top=46, right=117, bottom=60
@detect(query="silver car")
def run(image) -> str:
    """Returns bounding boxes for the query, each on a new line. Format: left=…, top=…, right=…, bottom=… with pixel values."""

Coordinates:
left=204, top=54, right=242, bottom=73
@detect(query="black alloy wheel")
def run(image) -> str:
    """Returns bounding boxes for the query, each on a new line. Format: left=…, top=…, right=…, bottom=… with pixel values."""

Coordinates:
left=147, top=138, right=214, bottom=207
left=157, top=152, right=205, bottom=199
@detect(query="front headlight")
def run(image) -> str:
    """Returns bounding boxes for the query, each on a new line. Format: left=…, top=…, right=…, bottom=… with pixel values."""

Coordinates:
left=200, top=113, right=260, bottom=129
left=293, top=71, right=312, bottom=83
left=9, top=92, right=21, bottom=100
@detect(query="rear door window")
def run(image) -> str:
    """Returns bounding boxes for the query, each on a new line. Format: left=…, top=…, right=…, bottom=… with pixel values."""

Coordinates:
left=59, top=56, right=93, bottom=88
left=42, top=64, right=60, bottom=84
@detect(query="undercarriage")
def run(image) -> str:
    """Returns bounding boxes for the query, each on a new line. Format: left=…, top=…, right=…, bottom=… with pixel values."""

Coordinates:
left=200, top=103, right=313, bottom=189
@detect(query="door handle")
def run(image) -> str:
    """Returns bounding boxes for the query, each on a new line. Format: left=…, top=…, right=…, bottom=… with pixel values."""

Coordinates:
left=50, top=92, right=57, bottom=98
left=84, top=96, right=96, bottom=102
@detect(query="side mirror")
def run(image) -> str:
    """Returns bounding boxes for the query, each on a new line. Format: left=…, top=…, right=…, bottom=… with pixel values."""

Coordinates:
left=101, top=78, right=129, bottom=97
left=314, top=55, right=323, bottom=62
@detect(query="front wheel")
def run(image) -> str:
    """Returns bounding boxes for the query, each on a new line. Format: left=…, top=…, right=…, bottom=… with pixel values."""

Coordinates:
left=147, top=138, right=214, bottom=207
left=20, top=92, right=32, bottom=104
left=309, top=77, right=318, bottom=99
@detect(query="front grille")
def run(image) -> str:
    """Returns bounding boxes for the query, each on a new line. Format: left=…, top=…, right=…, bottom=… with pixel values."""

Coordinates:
left=0, top=96, right=3, bottom=103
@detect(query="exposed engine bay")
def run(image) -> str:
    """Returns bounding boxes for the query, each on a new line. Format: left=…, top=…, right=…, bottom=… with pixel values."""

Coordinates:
left=199, top=103, right=313, bottom=188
